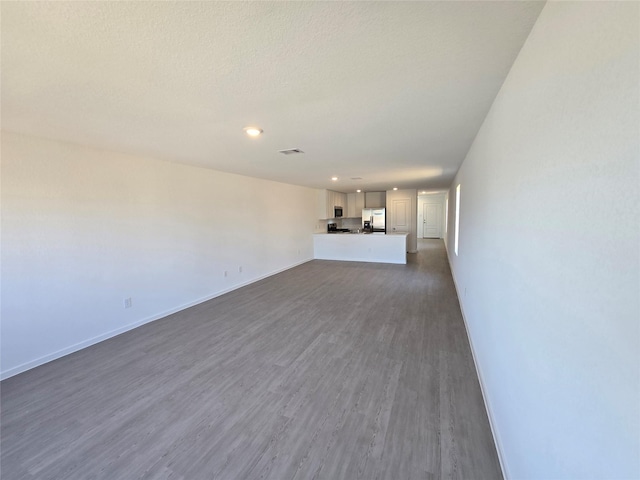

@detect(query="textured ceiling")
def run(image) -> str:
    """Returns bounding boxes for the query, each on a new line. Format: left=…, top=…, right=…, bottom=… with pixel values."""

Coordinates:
left=1, top=1, right=545, bottom=193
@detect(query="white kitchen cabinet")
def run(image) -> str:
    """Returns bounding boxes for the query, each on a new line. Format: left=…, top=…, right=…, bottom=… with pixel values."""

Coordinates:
left=346, top=192, right=365, bottom=217
left=347, top=193, right=356, bottom=217
left=330, top=191, right=347, bottom=213
left=365, top=191, right=386, bottom=208
left=317, top=190, right=330, bottom=219
left=355, top=192, right=365, bottom=213
left=317, top=189, right=347, bottom=219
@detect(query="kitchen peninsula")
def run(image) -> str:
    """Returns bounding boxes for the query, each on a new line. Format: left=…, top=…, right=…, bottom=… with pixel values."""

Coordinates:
left=313, top=232, right=408, bottom=264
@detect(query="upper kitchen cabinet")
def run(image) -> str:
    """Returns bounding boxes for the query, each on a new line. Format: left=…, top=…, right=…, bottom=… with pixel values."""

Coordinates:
left=317, top=189, right=347, bottom=219
left=317, top=189, right=330, bottom=219
left=365, top=191, right=386, bottom=208
left=347, top=192, right=365, bottom=217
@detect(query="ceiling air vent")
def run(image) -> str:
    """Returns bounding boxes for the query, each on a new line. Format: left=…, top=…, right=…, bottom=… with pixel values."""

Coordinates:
left=278, top=148, right=304, bottom=155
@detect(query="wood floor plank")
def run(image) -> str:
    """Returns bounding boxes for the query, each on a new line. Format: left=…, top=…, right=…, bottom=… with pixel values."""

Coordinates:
left=1, top=239, right=502, bottom=479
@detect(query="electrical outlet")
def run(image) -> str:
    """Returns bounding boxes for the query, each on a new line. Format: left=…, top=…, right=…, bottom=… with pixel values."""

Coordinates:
left=124, top=297, right=132, bottom=309
left=297, top=248, right=300, bottom=255
left=224, top=271, right=228, bottom=277
left=238, top=266, right=242, bottom=273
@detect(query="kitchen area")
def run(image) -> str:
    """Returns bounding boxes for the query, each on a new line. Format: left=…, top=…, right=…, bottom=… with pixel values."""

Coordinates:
left=313, top=190, right=411, bottom=264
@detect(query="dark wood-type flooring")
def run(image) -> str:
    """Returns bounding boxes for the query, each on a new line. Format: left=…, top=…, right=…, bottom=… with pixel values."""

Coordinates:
left=1, top=239, right=502, bottom=479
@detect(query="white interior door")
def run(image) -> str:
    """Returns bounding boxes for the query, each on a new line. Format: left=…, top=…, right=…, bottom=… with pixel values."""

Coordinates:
left=391, top=199, right=410, bottom=233
left=423, top=202, right=441, bottom=238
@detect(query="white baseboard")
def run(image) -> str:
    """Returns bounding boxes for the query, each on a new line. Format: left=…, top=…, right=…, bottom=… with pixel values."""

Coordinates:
left=446, top=253, right=510, bottom=480
left=1, top=258, right=313, bottom=380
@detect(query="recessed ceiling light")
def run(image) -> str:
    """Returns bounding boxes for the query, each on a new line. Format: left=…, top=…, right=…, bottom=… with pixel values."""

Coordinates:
left=331, top=177, right=338, bottom=181
left=421, top=191, right=427, bottom=194
left=356, top=189, right=361, bottom=193
left=393, top=187, right=398, bottom=191
left=244, top=127, right=263, bottom=137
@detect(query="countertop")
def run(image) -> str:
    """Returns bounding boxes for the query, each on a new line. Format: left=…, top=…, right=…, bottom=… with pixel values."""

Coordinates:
left=314, top=232, right=408, bottom=236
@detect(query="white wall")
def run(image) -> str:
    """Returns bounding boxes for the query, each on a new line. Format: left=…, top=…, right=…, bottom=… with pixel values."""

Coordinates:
left=446, top=2, right=639, bottom=479
left=1, top=131, right=318, bottom=379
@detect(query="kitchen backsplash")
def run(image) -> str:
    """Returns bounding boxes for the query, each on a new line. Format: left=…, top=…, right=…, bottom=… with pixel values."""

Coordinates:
left=322, top=218, right=362, bottom=230
left=340, top=218, right=362, bottom=229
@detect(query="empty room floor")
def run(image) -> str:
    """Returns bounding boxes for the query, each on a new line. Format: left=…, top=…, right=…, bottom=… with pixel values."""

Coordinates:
left=1, top=239, right=502, bottom=479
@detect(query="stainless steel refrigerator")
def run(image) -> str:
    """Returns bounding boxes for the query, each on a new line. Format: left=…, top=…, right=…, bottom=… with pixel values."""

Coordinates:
left=362, top=208, right=386, bottom=233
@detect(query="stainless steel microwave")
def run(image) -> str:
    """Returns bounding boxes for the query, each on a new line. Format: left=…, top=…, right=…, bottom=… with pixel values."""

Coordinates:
left=334, top=206, right=343, bottom=218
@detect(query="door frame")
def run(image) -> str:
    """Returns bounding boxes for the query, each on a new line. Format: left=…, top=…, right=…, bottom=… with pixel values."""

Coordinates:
left=417, top=193, right=446, bottom=239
